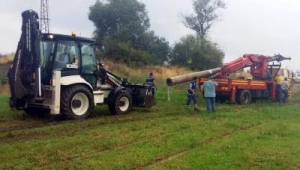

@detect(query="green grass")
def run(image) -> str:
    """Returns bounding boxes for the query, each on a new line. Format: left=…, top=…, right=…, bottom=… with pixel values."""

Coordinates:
left=1, top=81, right=300, bottom=169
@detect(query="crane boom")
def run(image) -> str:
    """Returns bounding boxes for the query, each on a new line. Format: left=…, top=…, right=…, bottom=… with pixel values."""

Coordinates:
left=219, top=54, right=291, bottom=79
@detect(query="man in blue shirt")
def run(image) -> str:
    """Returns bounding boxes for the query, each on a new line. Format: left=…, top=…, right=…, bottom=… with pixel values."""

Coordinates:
left=201, top=77, right=218, bottom=113
left=186, top=77, right=199, bottom=111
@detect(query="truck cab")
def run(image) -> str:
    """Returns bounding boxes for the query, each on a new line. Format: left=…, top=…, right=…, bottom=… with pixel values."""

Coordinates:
left=293, top=71, right=300, bottom=84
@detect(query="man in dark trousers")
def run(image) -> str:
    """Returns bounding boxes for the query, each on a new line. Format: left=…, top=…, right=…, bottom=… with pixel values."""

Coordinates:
left=201, top=77, right=218, bottom=113
left=146, top=72, right=156, bottom=95
left=186, top=77, right=199, bottom=111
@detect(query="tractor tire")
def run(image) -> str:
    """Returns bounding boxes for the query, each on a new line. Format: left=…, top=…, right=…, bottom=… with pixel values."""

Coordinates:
left=237, top=90, right=252, bottom=104
left=60, top=85, right=93, bottom=120
left=109, top=90, right=132, bottom=115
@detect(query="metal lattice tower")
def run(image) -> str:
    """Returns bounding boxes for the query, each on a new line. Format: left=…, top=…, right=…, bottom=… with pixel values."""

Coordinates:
left=40, top=0, right=50, bottom=33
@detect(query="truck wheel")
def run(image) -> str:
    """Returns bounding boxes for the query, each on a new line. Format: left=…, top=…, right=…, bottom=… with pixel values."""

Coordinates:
left=109, top=90, right=132, bottom=115
left=237, top=90, right=252, bottom=104
left=61, top=85, right=93, bottom=119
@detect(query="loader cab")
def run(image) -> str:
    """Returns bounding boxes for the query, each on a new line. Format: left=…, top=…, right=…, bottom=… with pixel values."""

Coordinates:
left=40, top=33, right=97, bottom=86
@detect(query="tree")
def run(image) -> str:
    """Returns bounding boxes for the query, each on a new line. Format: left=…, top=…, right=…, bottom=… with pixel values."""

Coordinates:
left=139, top=31, right=170, bottom=65
left=89, top=0, right=150, bottom=45
left=169, top=35, right=224, bottom=70
left=169, top=35, right=196, bottom=67
left=182, top=0, right=225, bottom=37
left=89, top=0, right=169, bottom=66
left=107, top=39, right=152, bottom=65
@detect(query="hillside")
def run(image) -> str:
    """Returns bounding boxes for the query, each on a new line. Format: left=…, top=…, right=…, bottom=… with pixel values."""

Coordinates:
left=0, top=53, right=13, bottom=65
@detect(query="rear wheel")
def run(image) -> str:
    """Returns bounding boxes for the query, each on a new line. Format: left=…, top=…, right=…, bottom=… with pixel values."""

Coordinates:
left=237, top=90, right=252, bottom=104
left=61, top=85, right=93, bottom=119
left=109, top=90, right=132, bottom=115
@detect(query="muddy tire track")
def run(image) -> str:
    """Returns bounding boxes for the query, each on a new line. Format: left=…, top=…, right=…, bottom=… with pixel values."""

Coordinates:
left=0, top=113, right=181, bottom=144
left=38, top=133, right=167, bottom=169
left=32, top=120, right=264, bottom=169
left=129, top=121, right=267, bottom=170
left=0, top=109, right=177, bottom=133
left=0, top=120, right=52, bottom=133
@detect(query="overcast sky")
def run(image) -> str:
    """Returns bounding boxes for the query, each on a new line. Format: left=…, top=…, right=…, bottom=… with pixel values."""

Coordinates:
left=0, top=0, right=299, bottom=71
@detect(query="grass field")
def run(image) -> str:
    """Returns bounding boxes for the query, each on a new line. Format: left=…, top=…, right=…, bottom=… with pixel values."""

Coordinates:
left=1, top=79, right=300, bottom=169
left=1, top=62, right=300, bottom=169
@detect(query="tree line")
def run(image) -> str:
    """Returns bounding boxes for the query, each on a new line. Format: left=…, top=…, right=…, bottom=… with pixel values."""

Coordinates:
left=89, top=0, right=225, bottom=70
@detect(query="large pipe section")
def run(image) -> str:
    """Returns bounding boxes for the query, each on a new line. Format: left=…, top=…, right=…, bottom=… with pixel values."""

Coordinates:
left=166, top=67, right=221, bottom=86
left=267, top=54, right=291, bottom=62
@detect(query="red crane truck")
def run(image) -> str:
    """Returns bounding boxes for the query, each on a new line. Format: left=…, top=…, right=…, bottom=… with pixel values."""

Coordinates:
left=167, top=54, right=292, bottom=104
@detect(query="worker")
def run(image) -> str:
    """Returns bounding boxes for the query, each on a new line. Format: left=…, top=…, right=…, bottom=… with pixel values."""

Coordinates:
left=280, top=77, right=289, bottom=104
left=201, top=76, right=218, bottom=113
left=58, top=46, right=70, bottom=64
left=98, top=62, right=107, bottom=84
left=186, top=77, right=199, bottom=111
left=54, top=46, right=71, bottom=69
left=145, top=72, right=156, bottom=95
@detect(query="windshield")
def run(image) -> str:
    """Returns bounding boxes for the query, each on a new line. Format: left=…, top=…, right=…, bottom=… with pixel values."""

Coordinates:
left=81, top=43, right=96, bottom=74
left=54, top=41, right=79, bottom=69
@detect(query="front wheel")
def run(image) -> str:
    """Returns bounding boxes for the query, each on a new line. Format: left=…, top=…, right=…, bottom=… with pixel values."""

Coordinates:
left=61, top=85, right=93, bottom=119
left=109, top=90, right=132, bottom=115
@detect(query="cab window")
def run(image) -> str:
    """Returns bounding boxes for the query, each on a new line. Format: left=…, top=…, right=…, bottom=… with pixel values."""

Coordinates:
left=54, top=41, right=79, bottom=69
left=81, top=44, right=96, bottom=73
